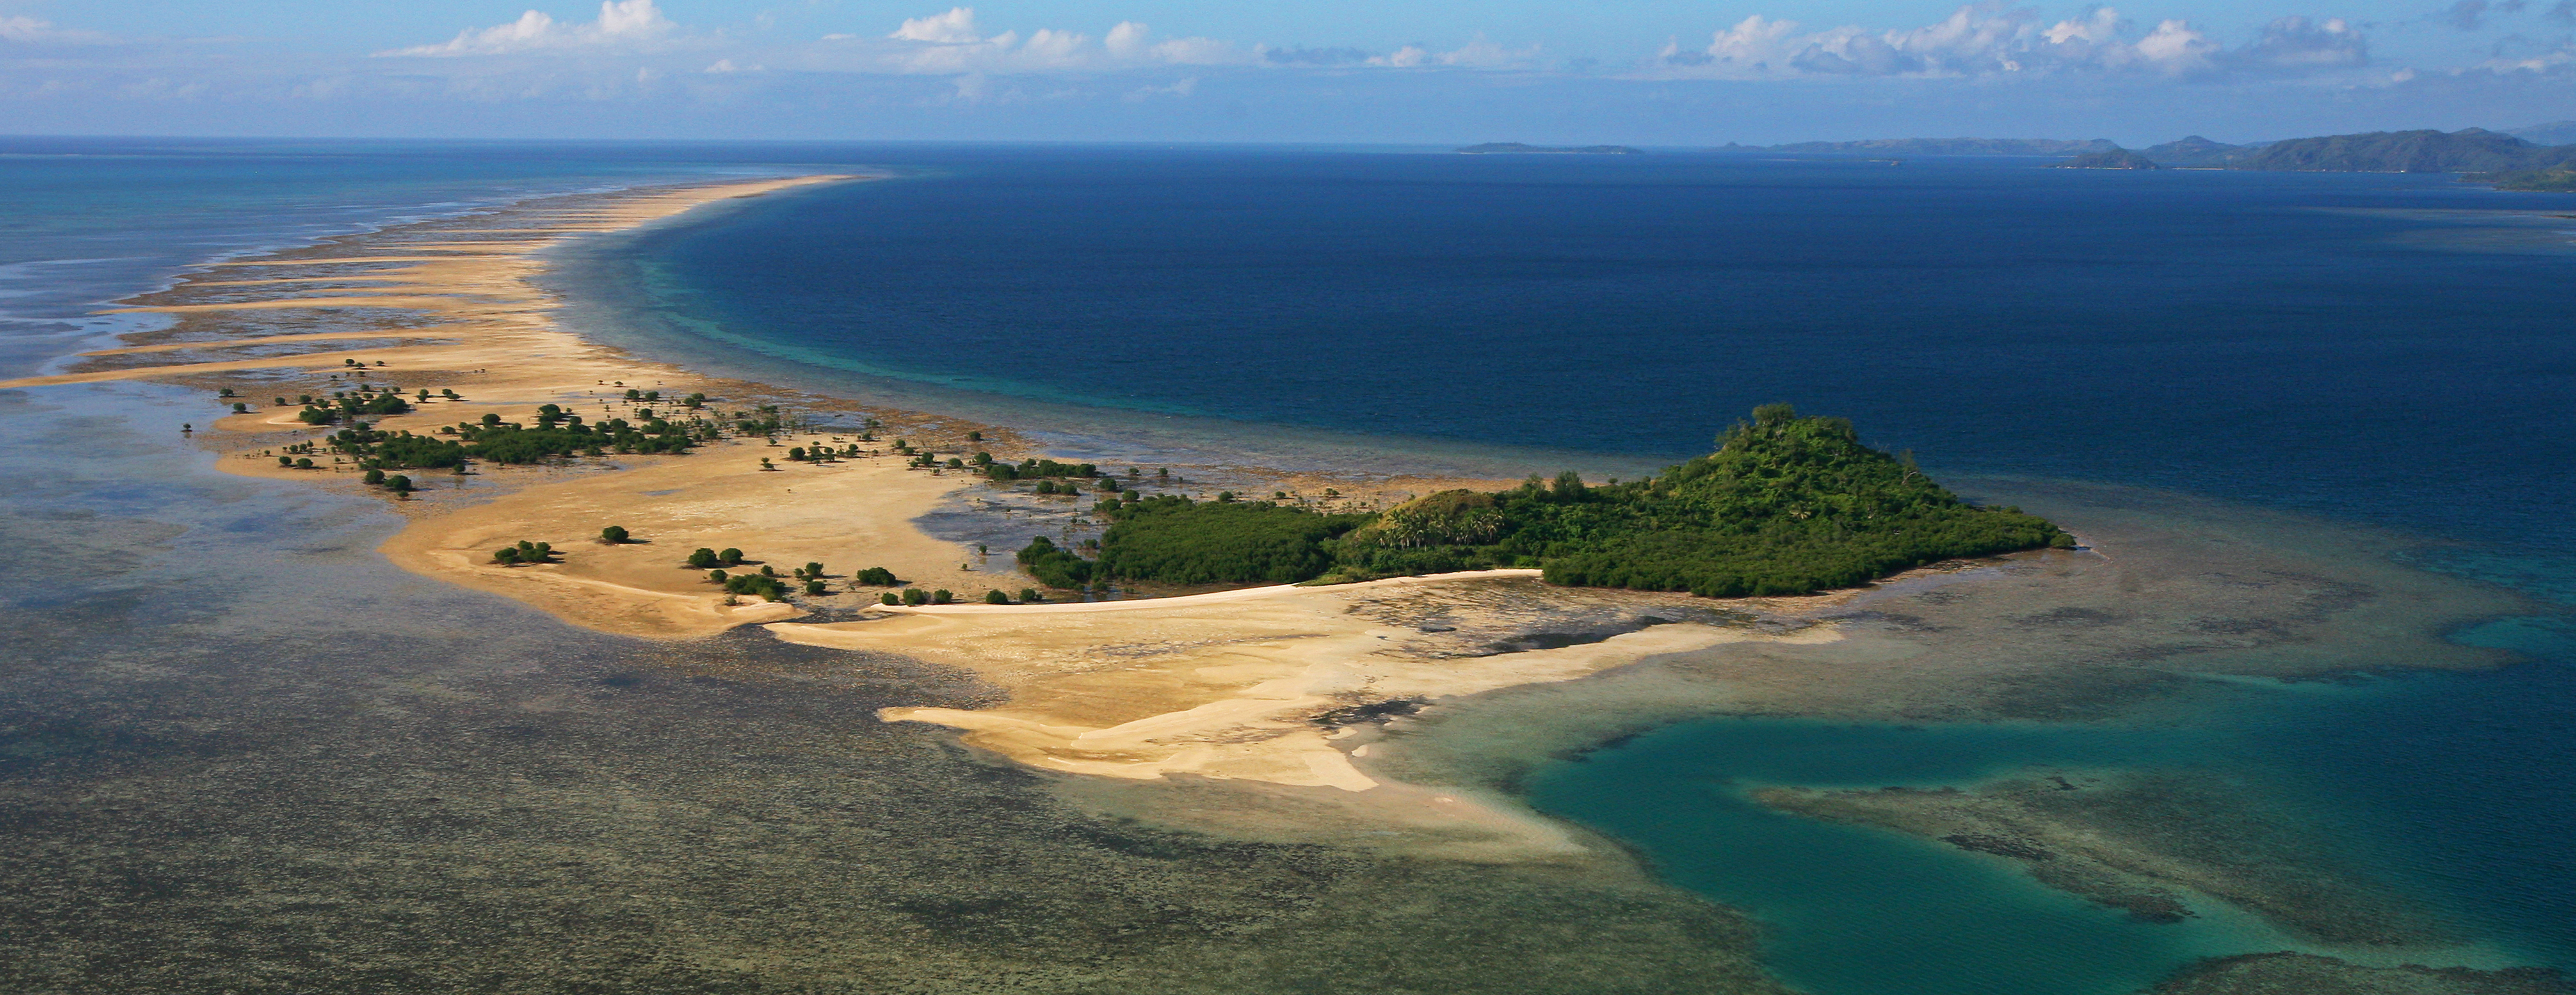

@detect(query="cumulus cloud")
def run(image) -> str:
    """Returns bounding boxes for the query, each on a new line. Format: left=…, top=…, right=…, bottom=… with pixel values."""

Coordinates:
left=2234, top=16, right=2367, bottom=71
left=2470, top=38, right=2576, bottom=71
left=1648, top=5, right=2366, bottom=80
left=876, top=9, right=1246, bottom=73
left=890, top=7, right=984, bottom=44
left=380, top=0, right=676, bottom=57
left=1368, top=35, right=1539, bottom=68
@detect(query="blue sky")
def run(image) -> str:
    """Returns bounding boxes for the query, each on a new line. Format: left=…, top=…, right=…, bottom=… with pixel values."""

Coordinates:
left=3, top=0, right=2571, bottom=143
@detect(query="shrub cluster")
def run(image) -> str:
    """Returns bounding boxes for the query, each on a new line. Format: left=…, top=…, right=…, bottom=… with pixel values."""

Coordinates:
left=1014, top=406, right=2072, bottom=599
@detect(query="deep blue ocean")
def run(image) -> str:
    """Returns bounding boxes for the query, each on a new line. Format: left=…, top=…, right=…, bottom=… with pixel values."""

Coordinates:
left=4, top=140, right=2570, bottom=993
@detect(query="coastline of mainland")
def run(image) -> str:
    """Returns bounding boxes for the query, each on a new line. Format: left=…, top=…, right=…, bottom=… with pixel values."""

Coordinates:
left=4, top=174, right=2564, bottom=993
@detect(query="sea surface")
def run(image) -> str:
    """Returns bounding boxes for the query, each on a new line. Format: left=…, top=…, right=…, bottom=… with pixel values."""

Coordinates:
left=2, top=139, right=2570, bottom=993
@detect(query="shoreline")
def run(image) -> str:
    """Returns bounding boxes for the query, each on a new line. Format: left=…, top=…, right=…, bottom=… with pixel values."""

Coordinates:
left=2, top=169, right=2562, bottom=990
left=0, top=173, right=1847, bottom=812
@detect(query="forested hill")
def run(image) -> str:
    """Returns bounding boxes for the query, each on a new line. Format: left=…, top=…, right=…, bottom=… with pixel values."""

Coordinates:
left=2224, top=128, right=2576, bottom=173
left=1752, top=137, right=2117, bottom=156
left=1021, top=406, right=2072, bottom=599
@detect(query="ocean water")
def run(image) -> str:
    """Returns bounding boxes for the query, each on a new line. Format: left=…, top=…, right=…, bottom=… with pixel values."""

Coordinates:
left=1, top=140, right=2570, bottom=991
left=582, top=148, right=2576, bottom=990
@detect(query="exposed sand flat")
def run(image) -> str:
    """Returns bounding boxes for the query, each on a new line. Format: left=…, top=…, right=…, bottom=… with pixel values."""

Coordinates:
left=190, top=276, right=408, bottom=287
left=770, top=577, right=1839, bottom=796
left=874, top=569, right=1545, bottom=615
left=100, top=295, right=490, bottom=314
left=79, top=330, right=427, bottom=357
left=377, top=443, right=996, bottom=640
left=202, top=256, right=489, bottom=266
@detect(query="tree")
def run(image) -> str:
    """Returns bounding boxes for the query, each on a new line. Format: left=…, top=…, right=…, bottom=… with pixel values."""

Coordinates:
left=231, top=403, right=248, bottom=414
left=277, top=456, right=292, bottom=467
left=495, top=547, right=521, bottom=565
left=601, top=525, right=630, bottom=544
left=806, top=580, right=827, bottom=596
left=710, top=569, right=728, bottom=583
left=931, top=589, right=954, bottom=604
left=966, top=430, right=982, bottom=442
left=387, top=475, right=413, bottom=494
left=901, top=588, right=928, bottom=606
left=363, top=469, right=386, bottom=485
left=803, top=561, right=824, bottom=577
left=1019, top=588, right=1040, bottom=603
left=984, top=590, right=1010, bottom=604
left=295, top=458, right=314, bottom=469
left=881, top=592, right=900, bottom=605
left=687, top=547, right=720, bottom=569
left=720, top=548, right=744, bottom=566
left=856, top=567, right=898, bottom=586
left=1552, top=470, right=1588, bottom=501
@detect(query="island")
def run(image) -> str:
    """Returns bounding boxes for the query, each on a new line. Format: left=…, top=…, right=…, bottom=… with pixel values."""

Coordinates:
left=2054, top=148, right=2162, bottom=170
left=6, top=173, right=2557, bottom=995
left=1015, top=403, right=2070, bottom=597
left=1457, top=142, right=1643, bottom=155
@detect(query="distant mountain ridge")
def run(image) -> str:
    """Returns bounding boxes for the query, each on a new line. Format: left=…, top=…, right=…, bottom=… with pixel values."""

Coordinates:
left=2222, top=128, right=2575, bottom=172
left=1738, top=137, right=2119, bottom=156
left=2509, top=121, right=2576, bottom=146
left=1457, top=143, right=1643, bottom=155
left=1729, top=128, right=2576, bottom=180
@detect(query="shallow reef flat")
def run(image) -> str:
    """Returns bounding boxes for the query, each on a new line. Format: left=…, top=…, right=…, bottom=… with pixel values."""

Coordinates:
left=2148, top=953, right=2573, bottom=994
left=1755, top=772, right=2447, bottom=945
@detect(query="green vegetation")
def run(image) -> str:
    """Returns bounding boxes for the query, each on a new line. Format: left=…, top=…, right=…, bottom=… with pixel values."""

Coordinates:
left=720, top=572, right=788, bottom=601
left=299, top=400, right=709, bottom=475
left=1014, top=406, right=2070, bottom=599
left=493, top=540, right=555, bottom=566
left=901, top=588, right=928, bottom=606
left=2053, top=149, right=2160, bottom=170
left=2228, top=127, right=2574, bottom=173
left=984, top=590, right=1010, bottom=604
left=1015, top=536, right=1098, bottom=589
left=2474, top=167, right=2576, bottom=192
left=985, top=458, right=1099, bottom=482
left=881, top=592, right=900, bottom=606
left=853, top=567, right=899, bottom=586
left=685, top=547, right=746, bottom=570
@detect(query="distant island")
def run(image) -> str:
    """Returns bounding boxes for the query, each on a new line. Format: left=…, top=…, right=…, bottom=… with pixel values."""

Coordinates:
left=2053, top=149, right=2160, bottom=170
left=1731, top=126, right=2576, bottom=188
left=1457, top=142, right=1643, bottom=155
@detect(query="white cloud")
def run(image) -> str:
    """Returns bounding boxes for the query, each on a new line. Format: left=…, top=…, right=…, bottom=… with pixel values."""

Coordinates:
left=379, top=0, right=676, bottom=57
left=890, top=7, right=985, bottom=44
left=1647, top=4, right=2364, bottom=80
left=0, top=15, right=113, bottom=44
left=1368, top=35, right=1537, bottom=68
left=875, top=11, right=1246, bottom=73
